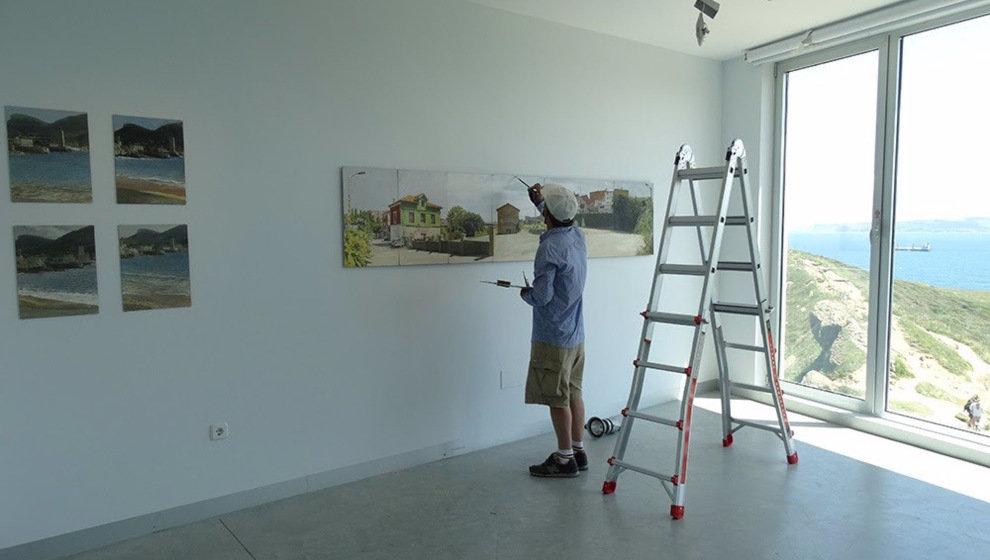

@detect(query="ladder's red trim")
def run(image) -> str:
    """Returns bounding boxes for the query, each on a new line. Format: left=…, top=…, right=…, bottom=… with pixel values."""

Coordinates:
left=679, top=377, right=698, bottom=484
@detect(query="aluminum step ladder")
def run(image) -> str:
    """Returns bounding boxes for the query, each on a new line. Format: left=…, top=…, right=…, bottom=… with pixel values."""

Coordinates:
left=602, top=139, right=798, bottom=519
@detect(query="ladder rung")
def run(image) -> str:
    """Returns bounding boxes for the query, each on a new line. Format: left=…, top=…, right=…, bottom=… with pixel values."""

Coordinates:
left=641, top=311, right=702, bottom=326
left=716, top=261, right=756, bottom=271
left=731, top=418, right=787, bottom=437
left=658, top=264, right=708, bottom=276
left=667, top=216, right=750, bottom=227
left=731, top=381, right=773, bottom=394
left=667, top=215, right=718, bottom=227
left=711, top=302, right=762, bottom=316
left=677, top=166, right=741, bottom=181
left=626, top=409, right=681, bottom=429
left=635, top=359, right=691, bottom=375
left=608, top=458, right=673, bottom=483
left=722, top=341, right=767, bottom=353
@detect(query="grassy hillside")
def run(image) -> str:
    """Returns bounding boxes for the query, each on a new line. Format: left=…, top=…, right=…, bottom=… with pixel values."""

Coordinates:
left=784, top=250, right=990, bottom=431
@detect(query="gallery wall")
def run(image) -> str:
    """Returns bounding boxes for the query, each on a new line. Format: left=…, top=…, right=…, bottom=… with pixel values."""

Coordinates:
left=0, top=0, right=725, bottom=551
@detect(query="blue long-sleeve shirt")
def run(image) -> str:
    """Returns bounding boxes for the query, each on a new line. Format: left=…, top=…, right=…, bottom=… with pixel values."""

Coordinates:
left=521, top=225, right=587, bottom=348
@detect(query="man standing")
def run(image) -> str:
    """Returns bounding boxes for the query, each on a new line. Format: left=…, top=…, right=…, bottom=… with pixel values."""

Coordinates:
left=520, top=183, right=588, bottom=477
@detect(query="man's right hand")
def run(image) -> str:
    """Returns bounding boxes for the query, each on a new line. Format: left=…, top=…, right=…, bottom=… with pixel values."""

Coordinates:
left=528, top=183, right=543, bottom=206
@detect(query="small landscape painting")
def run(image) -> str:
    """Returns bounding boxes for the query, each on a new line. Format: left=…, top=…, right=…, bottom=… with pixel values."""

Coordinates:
left=113, top=115, right=185, bottom=204
left=5, top=106, right=92, bottom=203
left=118, top=225, right=191, bottom=311
left=13, top=225, right=99, bottom=319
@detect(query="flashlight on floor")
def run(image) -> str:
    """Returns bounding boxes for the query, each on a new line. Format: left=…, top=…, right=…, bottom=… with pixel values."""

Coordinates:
left=586, top=415, right=622, bottom=438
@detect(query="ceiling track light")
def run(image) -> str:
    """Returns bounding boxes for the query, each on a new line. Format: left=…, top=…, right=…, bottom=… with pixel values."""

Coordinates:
left=694, top=0, right=720, bottom=46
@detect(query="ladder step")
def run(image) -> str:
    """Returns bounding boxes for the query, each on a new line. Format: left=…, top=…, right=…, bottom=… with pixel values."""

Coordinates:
left=608, top=457, right=674, bottom=483
left=667, top=215, right=750, bottom=227
left=625, top=409, right=681, bottom=429
left=710, top=302, right=763, bottom=316
left=640, top=311, right=703, bottom=326
left=658, top=264, right=709, bottom=276
left=676, top=166, right=741, bottom=181
left=722, top=341, right=767, bottom=353
left=635, top=358, right=691, bottom=375
left=716, top=261, right=756, bottom=271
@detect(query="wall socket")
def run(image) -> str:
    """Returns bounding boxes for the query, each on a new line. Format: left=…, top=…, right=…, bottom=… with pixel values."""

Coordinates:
left=209, top=422, right=229, bottom=441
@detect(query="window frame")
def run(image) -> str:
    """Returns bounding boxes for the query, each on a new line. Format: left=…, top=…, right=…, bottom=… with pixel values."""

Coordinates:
left=769, top=7, right=990, bottom=463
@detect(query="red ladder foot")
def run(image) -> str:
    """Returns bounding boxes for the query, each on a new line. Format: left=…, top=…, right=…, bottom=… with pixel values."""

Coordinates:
left=602, top=480, right=617, bottom=494
left=722, top=434, right=733, bottom=447
left=670, top=505, right=685, bottom=519
left=787, top=452, right=799, bottom=465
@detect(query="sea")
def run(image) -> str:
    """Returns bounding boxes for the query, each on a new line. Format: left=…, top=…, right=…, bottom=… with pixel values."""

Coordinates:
left=114, top=156, right=185, bottom=184
left=8, top=151, right=91, bottom=189
left=120, top=252, right=191, bottom=297
left=788, top=231, right=990, bottom=291
left=17, top=264, right=99, bottom=305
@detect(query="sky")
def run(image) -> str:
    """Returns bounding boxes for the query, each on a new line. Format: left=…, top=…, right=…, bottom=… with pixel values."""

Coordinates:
left=783, top=13, right=990, bottom=229
left=112, top=115, right=181, bottom=132
left=118, top=225, right=180, bottom=237
left=5, top=106, right=85, bottom=124
left=14, top=225, right=86, bottom=240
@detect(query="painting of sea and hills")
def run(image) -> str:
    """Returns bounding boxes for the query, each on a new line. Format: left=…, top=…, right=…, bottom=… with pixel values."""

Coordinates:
left=5, top=106, right=92, bottom=203
left=14, top=225, right=99, bottom=319
left=118, top=225, right=191, bottom=311
left=113, top=115, right=185, bottom=204
left=342, top=166, right=654, bottom=268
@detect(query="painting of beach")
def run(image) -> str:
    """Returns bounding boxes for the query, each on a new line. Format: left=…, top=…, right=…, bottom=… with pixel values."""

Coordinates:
left=113, top=115, right=185, bottom=204
left=5, top=106, right=92, bottom=203
left=118, top=225, right=191, bottom=311
left=13, top=225, right=99, bottom=319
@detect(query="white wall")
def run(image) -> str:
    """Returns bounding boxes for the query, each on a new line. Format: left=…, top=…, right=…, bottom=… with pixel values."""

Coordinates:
left=715, top=58, right=777, bottom=385
left=0, top=0, right=723, bottom=549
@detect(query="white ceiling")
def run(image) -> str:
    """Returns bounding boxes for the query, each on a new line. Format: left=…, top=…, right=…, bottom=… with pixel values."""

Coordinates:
left=464, top=0, right=905, bottom=60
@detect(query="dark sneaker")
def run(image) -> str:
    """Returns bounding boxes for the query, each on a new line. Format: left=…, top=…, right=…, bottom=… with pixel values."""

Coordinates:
left=529, top=453, right=579, bottom=478
left=573, top=449, right=588, bottom=471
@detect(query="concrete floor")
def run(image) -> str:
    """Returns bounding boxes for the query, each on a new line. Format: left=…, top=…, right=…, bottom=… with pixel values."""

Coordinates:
left=59, top=396, right=988, bottom=560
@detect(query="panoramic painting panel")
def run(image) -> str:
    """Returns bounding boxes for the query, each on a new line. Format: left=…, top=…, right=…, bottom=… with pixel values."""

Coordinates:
left=446, top=172, right=494, bottom=264
left=342, top=167, right=399, bottom=268
left=118, top=225, right=191, bottom=311
left=493, top=174, right=543, bottom=263
left=5, top=106, right=92, bottom=203
left=13, top=225, right=98, bottom=319
left=551, top=177, right=654, bottom=258
left=397, top=169, right=449, bottom=266
left=113, top=115, right=185, bottom=204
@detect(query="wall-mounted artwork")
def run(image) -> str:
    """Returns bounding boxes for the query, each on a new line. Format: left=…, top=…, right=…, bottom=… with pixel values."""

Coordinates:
left=5, top=106, right=92, bottom=203
left=113, top=115, right=185, bottom=204
left=13, top=225, right=98, bottom=319
left=118, top=225, right=191, bottom=311
left=342, top=167, right=653, bottom=268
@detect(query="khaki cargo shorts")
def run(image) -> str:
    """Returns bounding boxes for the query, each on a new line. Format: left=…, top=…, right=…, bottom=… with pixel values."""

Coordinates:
left=525, top=341, right=585, bottom=408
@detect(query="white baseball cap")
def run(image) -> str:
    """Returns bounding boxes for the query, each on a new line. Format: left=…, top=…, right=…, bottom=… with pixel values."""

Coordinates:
left=542, top=183, right=578, bottom=222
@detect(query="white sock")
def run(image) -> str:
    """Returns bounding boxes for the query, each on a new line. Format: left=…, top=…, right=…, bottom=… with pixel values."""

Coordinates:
left=555, top=449, right=574, bottom=463
left=572, top=441, right=584, bottom=451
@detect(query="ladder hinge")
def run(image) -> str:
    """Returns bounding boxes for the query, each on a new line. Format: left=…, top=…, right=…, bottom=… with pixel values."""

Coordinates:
left=671, top=474, right=680, bottom=485
left=675, top=420, right=683, bottom=430
left=621, top=407, right=629, bottom=417
left=684, top=366, right=692, bottom=376
left=608, top=455, right=616, bottom=465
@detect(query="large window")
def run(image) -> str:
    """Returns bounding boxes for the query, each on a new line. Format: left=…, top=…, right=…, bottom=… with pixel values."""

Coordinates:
left=776, top=13, right=990, bottom=447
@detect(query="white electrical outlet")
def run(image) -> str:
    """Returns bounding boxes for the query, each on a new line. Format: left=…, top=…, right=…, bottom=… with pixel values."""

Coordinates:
left=209, top=422, right=229, bottom=441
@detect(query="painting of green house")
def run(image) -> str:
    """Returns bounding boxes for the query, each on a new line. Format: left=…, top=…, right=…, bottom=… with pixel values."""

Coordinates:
left=389, top=193, right=443, bottom=238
